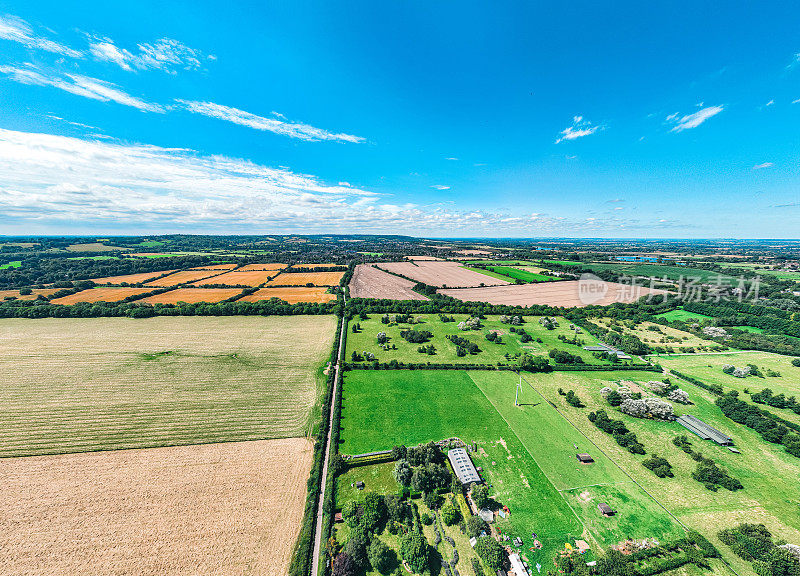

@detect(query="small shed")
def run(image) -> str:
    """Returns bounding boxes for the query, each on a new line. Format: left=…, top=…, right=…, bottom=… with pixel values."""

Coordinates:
left=334, top=512, right=343, bottom=523
left=598, top=503, right=616, bottom=517
left=576, top=453, right=594, bottom=464
left=479, top=508, right=495, bottom=523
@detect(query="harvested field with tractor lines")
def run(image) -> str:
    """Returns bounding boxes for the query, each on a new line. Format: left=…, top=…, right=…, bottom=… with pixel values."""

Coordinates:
left=91, top=270, right=177, bottom=284
left=0, top=438, right=312, bottom=576
left=376, top=260, right=509, bottom=287
left=236, top=263, right=287, bottom=271
left=265, top=271, right=345, bottom=286
left=195, top=269, right=276, bottom=286
left=348, top=264, right=428, bottom=300
left=0, top=315, right=335, bottom=457
left=441, top=280, right=664, bottom=307
left=237, top=286, right=336, bottom=303
left=145, top=270, right=224, bottom=287
left=140, top=288, right=241, bottom=303
left=50, top=287, right=153, bottom=304
left=188, top=263, right=238, bottom=270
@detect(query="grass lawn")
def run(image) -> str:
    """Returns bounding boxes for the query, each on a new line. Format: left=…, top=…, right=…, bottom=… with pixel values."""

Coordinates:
left=482, top=265, right=560, bottom=283
left=656, top=309, right=716, bottom=322
left=730, top=325, right=765, bottom=334
left=0, top=316, right=335, bottom=457
left=461, top=265, right=519, bottom=283
left=347, top=313, right=619, bottom=366
left=0, top=260, right=21, bottom=269
left=336, top=462, right=399, bottom=510
left=519, top=369, right=800, bottom=576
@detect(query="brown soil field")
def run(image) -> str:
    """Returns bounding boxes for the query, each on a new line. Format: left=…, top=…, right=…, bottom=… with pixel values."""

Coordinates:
left=0, top=289, right=60, bottom=301
left=377, top=261, right=509, bottom=288
left=237, top=263, right=287, bottom=271
left=140, top=288, right=241, bottom=304
left=293, top=263, right=340, bottom=268
left=348, top=264, right=429, bottom=300
left=196, top=270, right=276, bottom=287
left=188, top=263, right=238, bottom=271
left=91, top=270, right=177, bottom=284
left=145, top=270, right=223, bottom=287
left=65, top=242, right=125, bottom=252
left=0, top=438, right=312, bottom=576
left=406, top=255, right=443, bottom=261
left=266, top=271, right=345, bottom=286
left=440, top=280, right=664, bottom=307
left=238, top=286, right=336, bottom=304
left=50, top=287, right=152, bottom=304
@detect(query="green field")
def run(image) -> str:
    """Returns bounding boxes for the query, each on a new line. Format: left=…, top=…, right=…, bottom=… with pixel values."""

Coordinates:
left=347, top=313, right=619, bottom=366
left=339, top=370, right=685, bottom=561
left=479, top=265, right=559, bottom=283
left=0, top=260, right=21, bottom=269
left=518, top=369, right=800, bottom=576
left=656, top=309, right=716, bottom=322
left=336, top=461, right=399, bottom=510
left=0, top=315, right=335, bottom=457
left=730, top=325, right=765, bottom=334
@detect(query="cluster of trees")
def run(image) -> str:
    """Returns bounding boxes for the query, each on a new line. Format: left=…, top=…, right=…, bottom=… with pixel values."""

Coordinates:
left=333, top=492, right=404, bottom=575
left=642, top=454, right=674, bottom=478
left=558, top=388, right=585, bottom=408
left=716, top=393, right=800, bottom=457
left=672, top=435, right=743, bottom=491
left=549, top=349, right=585, bottom=364
left=392, top=443, right=453, bottom=498
left=417, top=344, right=437, bottom=355
left=446, top=334, right=480, bottom=355
left=718, top=524, right=800, bottom=576
left=619, top=397, right=675, bottom=421
left=750, top=388, right=800, bottom=415
left=400, top=329, right=432, bottom=344
left=509, top=325, right=533, bottom=342
left=588, top=410, right=646, bottom=454
left=485, top=330, right=501, bottom=343
left=669, top=370, right=724, bottom=396
left=516, top=353, right=553, bottom=372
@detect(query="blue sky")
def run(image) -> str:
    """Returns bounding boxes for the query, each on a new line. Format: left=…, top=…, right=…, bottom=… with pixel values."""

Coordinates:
left=0, top=1, right=798, bottom=237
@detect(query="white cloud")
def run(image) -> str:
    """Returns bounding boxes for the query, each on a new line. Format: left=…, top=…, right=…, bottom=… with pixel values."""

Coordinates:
left=0, top=64, right=164, bottom=112
left=430, top=185, right=450, bottom=190
left=556, top=115, right=600, bottom=143
left=793, top=98, right=800, bottom=104
left=177, top=100, right=364, bottom=143
left=765, top=99, right=775, bottom=107
left=445, top=157, right=458, bottom=161
left=665, top=113, right=679, bottom=121
left=753, top=162, right=773, bottom=170
left=669, top=105, right=724, bottom=132
left=0, top=14, right=83, bottom=58
left=88, top=36, right=208, bottom=73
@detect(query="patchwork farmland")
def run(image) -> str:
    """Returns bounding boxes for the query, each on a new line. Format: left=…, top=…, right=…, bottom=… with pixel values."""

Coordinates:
left=266, top=271, right=345, bottom=286
left=50, top=286, right=153, bottom=304
left=145, top=270, right=225, bottom=287
left=376, top=260, right=509, bottom=287
left=0, top=438, right=312, bottom=576
left=91, top=270, right=177, bottom=284
left=140, top=288, right=242, bottom=303
left=0, top=315, right=335, bottom=457
left=348, top=264, right=429, bottom=300
left=238, top=286, right=336, bottom=304
left=196, top=269, right=277, bottom=286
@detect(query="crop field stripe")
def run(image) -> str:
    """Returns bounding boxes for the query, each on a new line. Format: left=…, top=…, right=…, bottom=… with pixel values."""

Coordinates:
left=517, top=372, right=690, bottom=533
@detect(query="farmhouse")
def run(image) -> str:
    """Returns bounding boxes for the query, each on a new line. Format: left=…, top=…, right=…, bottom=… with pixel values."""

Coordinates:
left=598, top=503, right=616, bottom=517
left=576, top=453, right=594, bottom=464
left=676, top=415, right=733, bottom=445
left=448, top=447, right=481, bottom=485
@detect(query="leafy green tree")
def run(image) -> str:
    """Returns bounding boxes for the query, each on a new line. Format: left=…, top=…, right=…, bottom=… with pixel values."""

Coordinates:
left=393, top=460, right=412, bottom=486
left=368, top=538, right=394, bottom=574
left=471, top=484, right=490, bottom=509
left=474, top=536, right=504, bottom=570
left=441, top=496, right=460, bottom=525
left=399, top=532, right=430, bottom=574
left=344, top=535, right=368, bottom=568
left=466, top=515, right=489, bottom=538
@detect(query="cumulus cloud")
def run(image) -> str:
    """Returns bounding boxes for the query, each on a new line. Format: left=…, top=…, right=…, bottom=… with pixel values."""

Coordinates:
left=556, top=116, right=600, bottom=143
left=0, top=13, right=83, bottom=58
left=669, top=105, right=724, bottom=132
left=753, top=162, right=773, bottom=170
left=0, top=64, right=164, bottom=112
left=177, top=100, right=364, bottom=142
left=88, top=36, right=209, bottom=73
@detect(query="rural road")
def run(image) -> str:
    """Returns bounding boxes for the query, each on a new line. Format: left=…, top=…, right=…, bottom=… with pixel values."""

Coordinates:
left=311, top=299, right=347, bottom=576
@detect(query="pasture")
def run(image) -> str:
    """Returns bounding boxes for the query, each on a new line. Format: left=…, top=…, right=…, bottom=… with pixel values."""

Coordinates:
left=266, top=271, right=345, bottom=286
left=440, top=280, right=663, bottom=307
left=469, top=265, right=559, bottom=283
left=348, top=264, right=428, bottom=300
left=0, top=260, right=21, bottom=269
left=237, top=286, right=336, bottom=304
left=346, top=313, right=614, bottom=366
left=140, top=288, right=242, bottom=303
left=376, top=261, right=508, bottom=287
left=656, top=309, right=716, bottom=322
left=0, top=438, right=311, bottom=576
left=520, top=369, right=800, bottom=574
left=0, top=315, right=335, bottom=457
left=50, top=287, right=153, bottom=304
left=591, top=318, right=722, bottom=352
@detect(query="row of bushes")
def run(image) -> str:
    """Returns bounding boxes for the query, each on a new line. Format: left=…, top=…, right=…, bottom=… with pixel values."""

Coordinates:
left=669, top=370, right=724, bottom=395
left=716, top=393, right=800, bottom=458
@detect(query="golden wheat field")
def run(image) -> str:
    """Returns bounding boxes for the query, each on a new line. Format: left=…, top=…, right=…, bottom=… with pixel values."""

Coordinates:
left=195, top=269, right=276, bottom=286
left=236, top=263, right=287, bottom=271
left=49, top=286, right=152, bottom=304
left=90, top=270, right=177, bottom=284
left=0, top=315, right=336, bottom=457
left=266, top=271, right=345, bottom=286
left=0, top=438, right=312, bottom=576
left=0, top=288, right=61, bottom=301
left=238, top=286, right=337, bottom=303
left=145, top=270, right=224, bottom=287
left=140, top=287, right=241, bottom=303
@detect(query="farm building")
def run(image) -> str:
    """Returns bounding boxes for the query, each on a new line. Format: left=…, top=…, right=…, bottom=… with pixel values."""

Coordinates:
left=583, top=344, right=631, bottom=359
left=448, top=447, right=481, bottom=485
left=598, top=503, right=616, bottom=517
left=479, top=508, right=494, bottom=523
left=509, top=552, right=528, bottom=576
left=676, top=415, right=733, bottom=445
left=576, top=453, right=594, bottom=464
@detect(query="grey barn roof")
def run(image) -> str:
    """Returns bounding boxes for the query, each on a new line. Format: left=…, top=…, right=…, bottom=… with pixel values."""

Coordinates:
left=448, top=448, right=481, bottom=484
left=676, top=415, right=733, bottom=445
